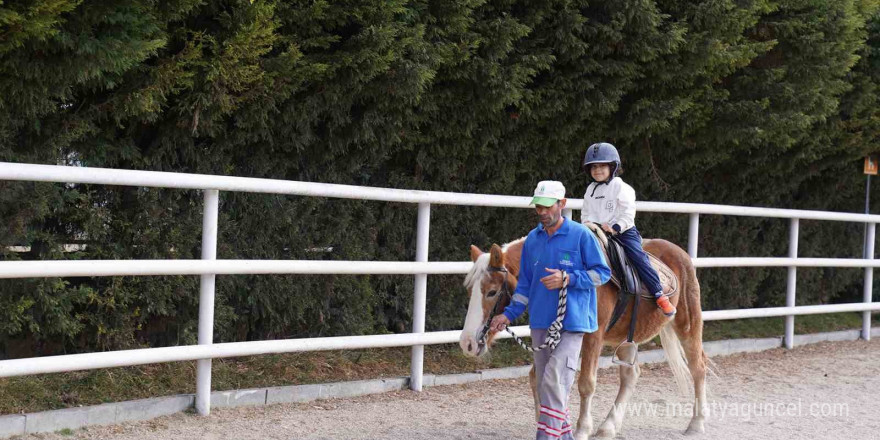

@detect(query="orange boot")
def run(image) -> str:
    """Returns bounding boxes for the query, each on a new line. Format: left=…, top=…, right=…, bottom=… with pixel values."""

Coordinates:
left=656, top=295, right=676, bottom=317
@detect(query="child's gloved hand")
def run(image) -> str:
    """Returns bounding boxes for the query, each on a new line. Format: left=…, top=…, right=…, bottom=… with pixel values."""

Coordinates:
left=601, top=223, right=617, bottom=235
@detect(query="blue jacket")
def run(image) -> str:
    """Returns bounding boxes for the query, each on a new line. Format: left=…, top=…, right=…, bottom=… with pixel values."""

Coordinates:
left=503, top=218, right=611, bottom=333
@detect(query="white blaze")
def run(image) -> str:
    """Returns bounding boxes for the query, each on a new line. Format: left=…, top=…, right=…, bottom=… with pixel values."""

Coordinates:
left=460, top=254, right=490, bottom=356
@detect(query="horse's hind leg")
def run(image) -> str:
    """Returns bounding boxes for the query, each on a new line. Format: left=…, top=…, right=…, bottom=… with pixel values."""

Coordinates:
left=680, top=333, right=709, bottom=434
left=595, top=357, right=640, bottom=437
left=573, top=333, right=603, bottom=440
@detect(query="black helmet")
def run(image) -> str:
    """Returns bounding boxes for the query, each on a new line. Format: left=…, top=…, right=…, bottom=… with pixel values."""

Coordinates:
left=582, top=142, right=621, bottom=180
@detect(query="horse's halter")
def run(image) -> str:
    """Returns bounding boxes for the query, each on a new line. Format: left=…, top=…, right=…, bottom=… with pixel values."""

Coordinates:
left=475, top=265, right=512, bottom=349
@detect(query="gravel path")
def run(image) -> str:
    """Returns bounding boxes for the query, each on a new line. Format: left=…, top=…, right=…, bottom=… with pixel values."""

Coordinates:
left=25, top=339, right=880, bottom=440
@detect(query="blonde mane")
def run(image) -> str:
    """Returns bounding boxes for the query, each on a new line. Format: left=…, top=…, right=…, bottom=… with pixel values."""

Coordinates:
left=583, top=222, right=609, bottom=247
left=463, top=253, right=490, bottom=290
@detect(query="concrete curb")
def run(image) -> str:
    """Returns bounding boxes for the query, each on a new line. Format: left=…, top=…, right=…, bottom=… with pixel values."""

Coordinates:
left=211, top=388, right=267, bottom=408
left=3, top=327, right=878, bottom=438
left=0, top=415, right=24, bottom=438
left=11, top=395, right=195, bottom=436
left=793, top=329, right=861, bottom=346
left=703, top=336, right=783, bottom=357
left=433, top=372, right=481, bottom=386
left=479, top=365, right=532, bottom=380
left=115, top=395, right=193, bottom=423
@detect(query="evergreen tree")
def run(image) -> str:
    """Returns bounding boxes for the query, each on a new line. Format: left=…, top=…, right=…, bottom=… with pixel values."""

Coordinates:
left=0, top=0, right=877, bottom=355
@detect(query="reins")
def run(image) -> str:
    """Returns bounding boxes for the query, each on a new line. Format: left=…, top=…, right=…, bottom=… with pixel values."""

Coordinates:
left=477, top=266, right=569, bottom=353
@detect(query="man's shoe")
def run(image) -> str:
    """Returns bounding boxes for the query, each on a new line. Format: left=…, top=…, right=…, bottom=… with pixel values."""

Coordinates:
left=656, top=295, right=676, bottom=317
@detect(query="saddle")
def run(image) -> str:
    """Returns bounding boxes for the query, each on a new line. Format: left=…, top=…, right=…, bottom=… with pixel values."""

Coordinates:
left=608, top=249, right=678, bottom=299
left=585, top=223, right=678, bottom=333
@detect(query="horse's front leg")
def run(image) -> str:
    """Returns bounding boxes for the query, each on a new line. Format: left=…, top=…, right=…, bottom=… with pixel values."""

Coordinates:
left=573, top=333, right=603, bottom=440
left=595, top=357, right=641, bottom=437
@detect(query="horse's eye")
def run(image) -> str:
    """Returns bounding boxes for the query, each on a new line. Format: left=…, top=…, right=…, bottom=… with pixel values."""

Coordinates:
left=486, top=290, right=497, bottom=298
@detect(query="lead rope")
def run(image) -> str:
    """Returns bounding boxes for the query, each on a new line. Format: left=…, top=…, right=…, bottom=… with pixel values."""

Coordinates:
left=481, top=271, right=569, bottom=353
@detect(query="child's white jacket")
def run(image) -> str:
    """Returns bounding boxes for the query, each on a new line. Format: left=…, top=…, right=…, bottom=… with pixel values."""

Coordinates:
left=581, top=177, right=637, bottom=232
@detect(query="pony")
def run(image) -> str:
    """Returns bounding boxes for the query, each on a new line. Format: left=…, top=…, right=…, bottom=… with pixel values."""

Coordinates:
left=459, top=228, right=709, bottom=438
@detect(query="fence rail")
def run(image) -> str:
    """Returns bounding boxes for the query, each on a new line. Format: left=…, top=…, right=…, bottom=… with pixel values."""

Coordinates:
left=0, top=162, right=876, bottom=415
left=4, top=257, right=880, bottom=280
left=0, top=260, right=474, bottom=278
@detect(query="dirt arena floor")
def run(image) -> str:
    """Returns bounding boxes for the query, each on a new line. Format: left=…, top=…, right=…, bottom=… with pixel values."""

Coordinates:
left=22, top=339, right=880, bottom=440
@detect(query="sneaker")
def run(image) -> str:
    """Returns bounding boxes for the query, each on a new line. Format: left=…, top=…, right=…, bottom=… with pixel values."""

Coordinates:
left=656, top=295, right=676, bottom=317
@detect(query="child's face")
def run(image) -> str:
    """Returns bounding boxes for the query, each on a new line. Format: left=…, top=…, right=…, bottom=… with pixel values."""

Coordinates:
left=590, top=163, right=612, bottom=182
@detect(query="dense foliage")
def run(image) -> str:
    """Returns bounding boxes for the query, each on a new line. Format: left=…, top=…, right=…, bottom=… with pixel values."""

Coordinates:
left=1, top=0, right=878, bottom=357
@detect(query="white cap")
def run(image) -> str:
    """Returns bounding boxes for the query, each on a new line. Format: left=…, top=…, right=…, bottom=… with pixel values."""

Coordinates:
left=530, top=180, right=566, bottom=207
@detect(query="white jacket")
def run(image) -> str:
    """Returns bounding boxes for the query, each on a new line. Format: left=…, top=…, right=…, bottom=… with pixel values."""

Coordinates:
left=580, top=177, right=636, bottom=232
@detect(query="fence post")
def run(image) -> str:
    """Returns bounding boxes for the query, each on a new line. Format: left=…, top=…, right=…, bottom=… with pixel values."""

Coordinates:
left=784, top=218, right=799, bottom=349
left=196, top=190, right=219, bottom=415
left=563, top=208, right=573, bottom=221
left=688, top=213, right=699, bottom=258
left=411, top=202, right=430, bottom=391
left=864, top=222, right=875, bottom=341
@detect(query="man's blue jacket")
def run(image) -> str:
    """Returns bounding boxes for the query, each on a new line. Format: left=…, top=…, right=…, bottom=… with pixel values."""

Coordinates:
left=503, top=218, right=611, bottom=333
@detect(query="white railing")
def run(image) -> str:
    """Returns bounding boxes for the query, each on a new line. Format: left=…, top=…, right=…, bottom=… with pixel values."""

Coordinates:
left=0, top=162, right=877, bottom=415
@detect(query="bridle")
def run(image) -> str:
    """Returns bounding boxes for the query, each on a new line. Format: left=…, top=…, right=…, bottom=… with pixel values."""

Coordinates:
left=475, top=265, right=512, bottom=349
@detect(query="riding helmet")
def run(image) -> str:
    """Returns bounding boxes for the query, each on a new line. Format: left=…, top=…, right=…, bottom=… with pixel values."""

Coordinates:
left=582, top=142, right=621, bottom=180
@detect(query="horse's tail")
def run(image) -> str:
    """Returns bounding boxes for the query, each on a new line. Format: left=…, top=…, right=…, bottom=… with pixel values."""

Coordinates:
left=678, top=245, right=719, bottom=380
left=659, top=323, right=692, bottom=396
left=705, top=350, right=719, bottom=379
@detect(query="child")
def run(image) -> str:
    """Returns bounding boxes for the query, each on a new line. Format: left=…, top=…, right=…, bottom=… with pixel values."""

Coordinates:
left=580, top=142, right=676, bottom=317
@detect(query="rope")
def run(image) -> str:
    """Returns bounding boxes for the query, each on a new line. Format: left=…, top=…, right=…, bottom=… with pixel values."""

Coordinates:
left=481, top=271, right=569, bottom=353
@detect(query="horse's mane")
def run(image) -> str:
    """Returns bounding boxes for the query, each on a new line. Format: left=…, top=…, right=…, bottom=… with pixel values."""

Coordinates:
left=463, top=253, right=490, bottom=290
left=583, top=222, right=609, bottom=247
left=501, top=237, right=526, bottom=253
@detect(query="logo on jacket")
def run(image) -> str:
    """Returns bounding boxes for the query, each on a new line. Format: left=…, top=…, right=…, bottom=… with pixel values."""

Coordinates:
left=560, top=252, right=574, bottom=267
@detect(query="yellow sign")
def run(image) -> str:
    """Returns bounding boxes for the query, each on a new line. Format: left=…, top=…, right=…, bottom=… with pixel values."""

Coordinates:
left=865, top=156, right=878, bottom=175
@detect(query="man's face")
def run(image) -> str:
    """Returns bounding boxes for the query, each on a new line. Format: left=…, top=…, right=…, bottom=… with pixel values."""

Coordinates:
left=535, top=200, right=564, bottom=229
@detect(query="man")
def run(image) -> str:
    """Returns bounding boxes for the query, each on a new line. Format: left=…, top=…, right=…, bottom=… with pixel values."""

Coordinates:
left=491, top=180, right=611, bottom=440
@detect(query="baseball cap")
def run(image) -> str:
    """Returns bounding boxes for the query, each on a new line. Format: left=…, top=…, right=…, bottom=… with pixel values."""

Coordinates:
left=530, top=180, right=566, bottom=207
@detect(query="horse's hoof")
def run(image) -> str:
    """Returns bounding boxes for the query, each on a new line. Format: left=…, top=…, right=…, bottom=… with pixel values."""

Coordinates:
left=573, top=429, right=591, bottom=440
left=685, top=419, right=705, bottom=435
left=595, top=425, right=616, bottom=438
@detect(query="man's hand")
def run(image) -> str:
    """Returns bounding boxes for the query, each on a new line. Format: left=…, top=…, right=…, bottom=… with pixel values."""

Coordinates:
left=601, top=223, right=617, bottom=235
left=540, top=268, right=566, bottom=290
left=490, top=314, right=510, bottom=332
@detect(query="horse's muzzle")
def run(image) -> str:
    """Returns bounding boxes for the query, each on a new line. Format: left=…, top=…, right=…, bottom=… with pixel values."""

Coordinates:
left=459, top=332, right=486, bottom=357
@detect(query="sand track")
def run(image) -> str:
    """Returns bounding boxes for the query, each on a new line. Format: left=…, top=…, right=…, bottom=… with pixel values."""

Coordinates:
left=25, top=339, right=880, bottom=440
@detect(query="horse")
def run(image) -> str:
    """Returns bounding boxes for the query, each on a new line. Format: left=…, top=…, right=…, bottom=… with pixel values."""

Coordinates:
left=459, top=228, right=710, bottom=438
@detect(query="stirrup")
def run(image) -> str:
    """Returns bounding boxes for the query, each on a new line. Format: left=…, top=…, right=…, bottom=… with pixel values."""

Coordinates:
left=611, top=341, right=639, bottom=367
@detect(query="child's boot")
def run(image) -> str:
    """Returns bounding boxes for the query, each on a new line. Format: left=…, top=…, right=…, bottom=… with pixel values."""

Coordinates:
left=656, top=295, right=676, bottom=317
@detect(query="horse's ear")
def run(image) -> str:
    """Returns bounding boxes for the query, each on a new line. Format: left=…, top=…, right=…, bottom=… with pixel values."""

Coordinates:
left=469, top=245, right=483, bottom=262
left=489, top=244, right=504, bottom=268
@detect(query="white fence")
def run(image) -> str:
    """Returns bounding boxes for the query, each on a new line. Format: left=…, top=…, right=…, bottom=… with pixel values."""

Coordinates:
left=0, top=162, right=878, bottom=416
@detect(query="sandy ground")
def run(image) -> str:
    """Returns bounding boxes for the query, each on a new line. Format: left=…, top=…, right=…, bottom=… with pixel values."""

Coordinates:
left=21, top=339, right=880, bottom=440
